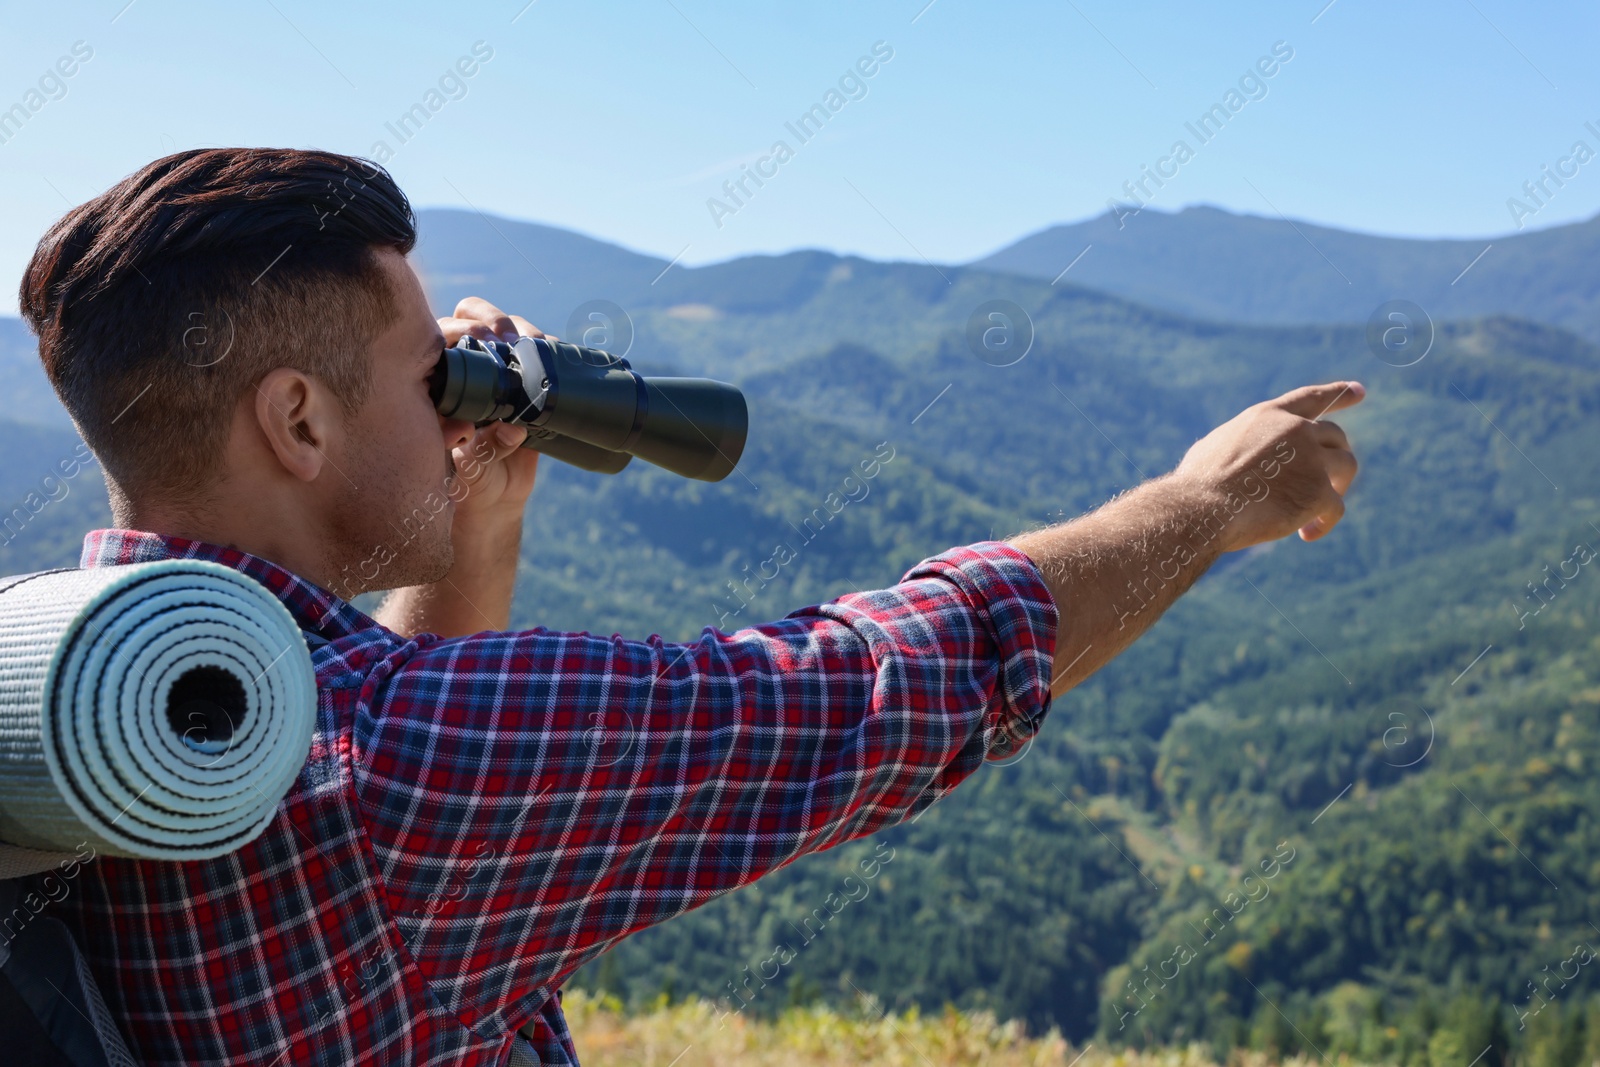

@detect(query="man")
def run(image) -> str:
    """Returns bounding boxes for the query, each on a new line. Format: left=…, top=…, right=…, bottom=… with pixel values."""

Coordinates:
left=15, top=147, right=1361, bottom=1065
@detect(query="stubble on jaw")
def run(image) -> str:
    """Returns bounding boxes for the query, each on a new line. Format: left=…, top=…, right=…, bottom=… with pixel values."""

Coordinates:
left=322, top=447, right=460, bottom=600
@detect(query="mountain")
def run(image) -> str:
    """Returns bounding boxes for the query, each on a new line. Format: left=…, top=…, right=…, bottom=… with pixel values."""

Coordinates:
left=416, top=225, right=1600, bottom=1054
left=974, top=204, right=1600, bottom=344
left=0, top=316, right=72, bottom=429
left=413, top=211, right=978, bottom=378
left=492, top=270, right=1600, bottom=1048
left=411, top=208, right=669, bottom=336
left=1, top=209, right=1598, bottom=1059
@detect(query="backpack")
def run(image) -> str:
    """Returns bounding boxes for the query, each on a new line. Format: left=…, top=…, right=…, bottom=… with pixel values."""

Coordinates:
left=0, top=847, right=137, bottom=1067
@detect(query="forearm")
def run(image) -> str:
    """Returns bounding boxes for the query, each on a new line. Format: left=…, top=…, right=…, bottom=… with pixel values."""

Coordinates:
left=376, top=513, right=523, bottom=638
left=1009, top=473, right=1228, bottom=697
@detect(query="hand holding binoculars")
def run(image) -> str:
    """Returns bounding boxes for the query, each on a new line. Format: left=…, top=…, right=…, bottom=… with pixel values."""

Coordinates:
left=430, top=334, right=748, bottom=482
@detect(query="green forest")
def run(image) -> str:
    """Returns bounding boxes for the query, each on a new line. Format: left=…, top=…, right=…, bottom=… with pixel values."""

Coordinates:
left=1, top=206, right=1597, bottom=1063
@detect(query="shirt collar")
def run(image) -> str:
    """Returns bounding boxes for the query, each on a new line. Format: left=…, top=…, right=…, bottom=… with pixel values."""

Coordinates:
left=79, top=529, right=379, bottom=639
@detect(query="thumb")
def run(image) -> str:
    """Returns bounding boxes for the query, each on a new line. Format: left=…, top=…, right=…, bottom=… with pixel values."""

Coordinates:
left=495, top=423, right=528, bottom=449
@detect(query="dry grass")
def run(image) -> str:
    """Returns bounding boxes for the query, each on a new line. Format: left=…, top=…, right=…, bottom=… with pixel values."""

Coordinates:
left=562, top=991, right=1338, bottom=1067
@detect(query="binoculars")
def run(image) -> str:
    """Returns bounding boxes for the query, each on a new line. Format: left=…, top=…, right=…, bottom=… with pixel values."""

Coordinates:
left=431, top=334, right=748, bottom=482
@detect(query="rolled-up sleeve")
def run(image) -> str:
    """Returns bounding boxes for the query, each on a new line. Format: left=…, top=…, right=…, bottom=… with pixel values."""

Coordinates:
left=350, top=540, right=1057, bottom=1035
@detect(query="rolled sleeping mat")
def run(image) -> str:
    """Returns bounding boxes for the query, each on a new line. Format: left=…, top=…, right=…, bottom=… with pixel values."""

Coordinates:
left=0, top=560, right=316, bottom=870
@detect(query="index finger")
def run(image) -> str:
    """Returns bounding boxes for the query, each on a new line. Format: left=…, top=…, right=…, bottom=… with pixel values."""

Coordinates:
left=1275, top=381, right=1366, bottom=421
left=508, top=314, right=548, bottom=340
left=453, top=296, right=518, bottom=342
left=437, top=316, right=496, bottom=347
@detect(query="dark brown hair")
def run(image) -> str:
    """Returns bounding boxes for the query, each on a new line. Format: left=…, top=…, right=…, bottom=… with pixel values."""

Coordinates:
left=19, top=147, right=416, bottom=507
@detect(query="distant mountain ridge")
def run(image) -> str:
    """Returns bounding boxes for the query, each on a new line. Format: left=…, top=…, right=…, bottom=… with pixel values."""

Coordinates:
left=9, top=203, right=1596, bottom=418
left=973, top=203, right=1600, bottom=342
left=412, top=203, right=1600, bottom=351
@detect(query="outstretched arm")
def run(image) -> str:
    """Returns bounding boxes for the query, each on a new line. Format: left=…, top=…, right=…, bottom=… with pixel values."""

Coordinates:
left=1010, top=380, right=1364, bottom=697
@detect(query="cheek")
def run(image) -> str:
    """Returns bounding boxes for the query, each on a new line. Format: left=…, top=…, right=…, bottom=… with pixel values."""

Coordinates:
left=389, top=391, right=452, bottom=473
left=349, top=398, right=445, bottom=499
left=403, top=420, right=451, bottom=487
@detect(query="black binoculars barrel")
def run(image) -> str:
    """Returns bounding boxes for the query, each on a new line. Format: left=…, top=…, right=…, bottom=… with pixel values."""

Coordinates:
left=521, top=426, right=633, bottom=474
left=431, top=336, right=748, bottom=482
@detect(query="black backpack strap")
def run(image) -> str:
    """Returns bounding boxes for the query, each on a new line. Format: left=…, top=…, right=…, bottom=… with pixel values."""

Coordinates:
left=0, top=843, right=81, bottom=880
left=0, top=880, right=137, bottom=1067
left=507, top=1037, right=541, bottom=1067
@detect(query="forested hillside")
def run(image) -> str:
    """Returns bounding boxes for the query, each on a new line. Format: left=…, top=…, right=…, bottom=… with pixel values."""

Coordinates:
left=1, top=208, right=1596, bottom=1062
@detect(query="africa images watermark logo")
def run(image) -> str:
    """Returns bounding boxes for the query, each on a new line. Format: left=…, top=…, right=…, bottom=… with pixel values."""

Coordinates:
left=706, top=41, right=895, bottom=229
left=0, top=40, right=93, bottom=147
left=1106, top=41, right=1294, bottom=228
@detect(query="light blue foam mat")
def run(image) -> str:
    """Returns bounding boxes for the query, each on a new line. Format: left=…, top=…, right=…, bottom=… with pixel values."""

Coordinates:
left=0, top=561, right=316, bottom=864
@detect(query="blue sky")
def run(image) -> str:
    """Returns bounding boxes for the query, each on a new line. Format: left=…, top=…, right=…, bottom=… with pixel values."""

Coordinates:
left=2, top=0, right=1597, bottom=314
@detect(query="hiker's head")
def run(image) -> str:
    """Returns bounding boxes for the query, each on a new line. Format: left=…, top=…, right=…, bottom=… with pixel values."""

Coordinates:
left=19, top=147, right=475, bottom=593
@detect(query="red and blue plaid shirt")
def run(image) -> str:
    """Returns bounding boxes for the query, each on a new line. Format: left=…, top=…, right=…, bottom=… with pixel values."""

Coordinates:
left=45, top=528, right=1057, bottom=1065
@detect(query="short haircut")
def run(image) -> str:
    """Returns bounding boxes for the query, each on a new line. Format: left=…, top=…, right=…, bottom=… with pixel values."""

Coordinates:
left=18, top=147, right=417, bottom=506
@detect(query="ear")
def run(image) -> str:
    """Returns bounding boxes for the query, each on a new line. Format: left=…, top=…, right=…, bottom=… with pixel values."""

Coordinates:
left=252, top=368, right=343, bottom=483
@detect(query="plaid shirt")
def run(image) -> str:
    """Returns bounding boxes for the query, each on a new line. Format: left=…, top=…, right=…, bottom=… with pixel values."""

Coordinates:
left=42, top=528, right=1057, bottom=1065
